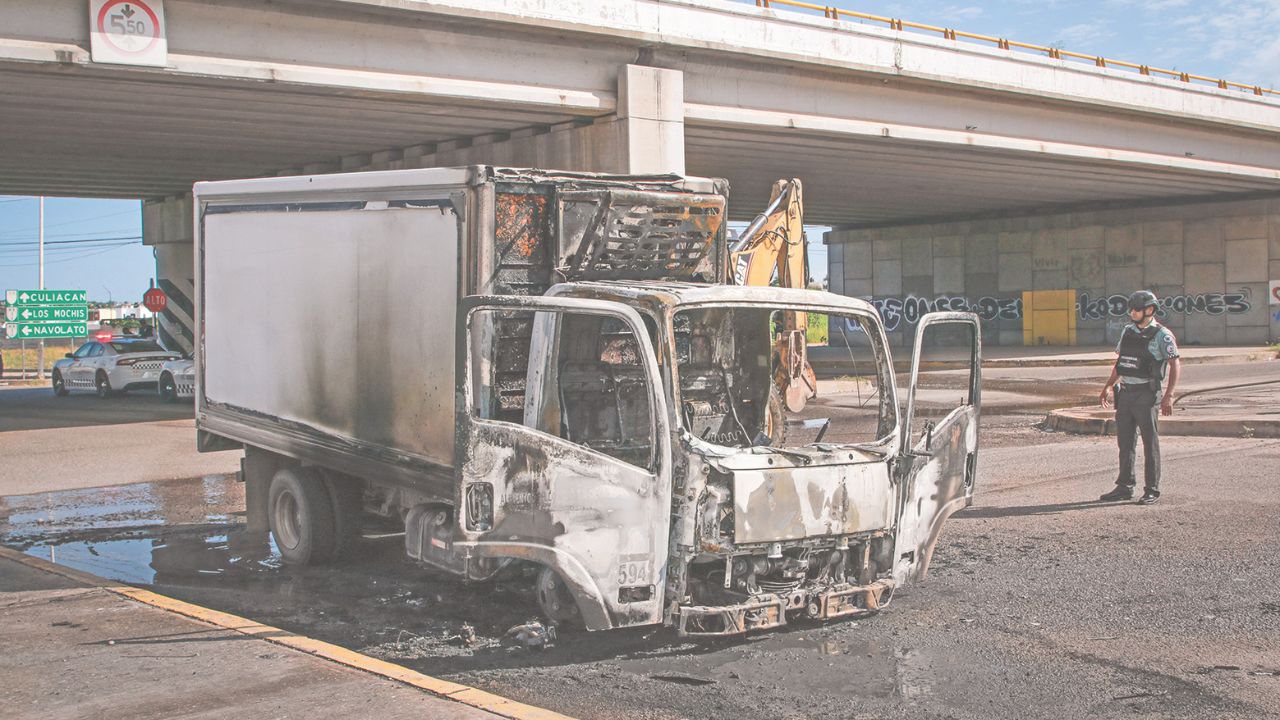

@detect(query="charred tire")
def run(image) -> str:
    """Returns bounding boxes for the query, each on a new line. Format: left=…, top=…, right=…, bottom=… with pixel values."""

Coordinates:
left=268, top=467, right=336, bottom=565
left=322, top=472, right=364, bottom=560
left=52, top=371, right=69, bottom=397
left=95, top=371, right=115, bottom=399
left=159, top=373, right=179, bottom=403
left=534, top=566, right=582, bottom=626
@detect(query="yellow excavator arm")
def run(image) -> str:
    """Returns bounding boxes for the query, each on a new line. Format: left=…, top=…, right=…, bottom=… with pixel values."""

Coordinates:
left=730, top=178, right=818, bottom=413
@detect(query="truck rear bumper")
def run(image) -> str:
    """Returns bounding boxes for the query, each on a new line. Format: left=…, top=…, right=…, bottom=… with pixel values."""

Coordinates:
left=675, top=579, right=894, bottom=637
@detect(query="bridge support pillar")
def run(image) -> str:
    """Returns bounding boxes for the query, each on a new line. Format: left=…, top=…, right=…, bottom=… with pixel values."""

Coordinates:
left=382, top=64, right=685, bottom=174
left=611, top=63, right=686, bottom=175
left=142, top=195, right=196, bottom=356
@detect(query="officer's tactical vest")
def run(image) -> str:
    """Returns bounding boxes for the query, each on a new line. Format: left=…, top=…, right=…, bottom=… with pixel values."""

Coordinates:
left=1117, top=324, right=1163, bottom=386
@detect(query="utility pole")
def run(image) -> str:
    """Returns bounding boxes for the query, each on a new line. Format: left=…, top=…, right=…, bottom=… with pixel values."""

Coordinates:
left=36, top=196, right=45, bottom=380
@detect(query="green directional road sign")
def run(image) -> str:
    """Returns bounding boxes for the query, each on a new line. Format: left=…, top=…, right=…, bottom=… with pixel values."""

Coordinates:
left=5, top=305, right=89, bottom=322
left=5, top=289, right=87, bottom=306
left=5, top=322, right=88, bottom=340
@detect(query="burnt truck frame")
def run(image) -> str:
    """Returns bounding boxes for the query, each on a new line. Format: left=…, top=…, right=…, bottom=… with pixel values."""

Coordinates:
left=194, top=166, right=980, bottom=637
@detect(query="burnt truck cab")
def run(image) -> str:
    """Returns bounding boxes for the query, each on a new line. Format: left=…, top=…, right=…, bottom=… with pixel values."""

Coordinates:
left=448, top=281, right=981, bottom=637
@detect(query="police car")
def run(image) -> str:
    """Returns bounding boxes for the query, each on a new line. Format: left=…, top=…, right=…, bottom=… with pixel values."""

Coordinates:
left=52, top=337, right=182, bottom=398
left=157, top=358, right=196, bottom=402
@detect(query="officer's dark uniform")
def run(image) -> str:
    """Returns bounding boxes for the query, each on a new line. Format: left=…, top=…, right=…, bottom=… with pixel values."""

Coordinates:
left=1100, top=292, right=1179, bottom=504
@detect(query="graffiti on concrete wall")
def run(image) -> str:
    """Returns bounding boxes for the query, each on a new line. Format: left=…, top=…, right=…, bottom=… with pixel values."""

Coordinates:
left=1076, top=290, right=1252, bottom=321
left=852, top=289, right=1256, bottom=333
left=866, top=295, right=1022, bottom=332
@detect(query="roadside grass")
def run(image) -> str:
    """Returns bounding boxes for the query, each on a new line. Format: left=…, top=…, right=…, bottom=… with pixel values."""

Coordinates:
left=806, top=313, right=829, bottom=346
left=1, top=342, right=78, bottom=376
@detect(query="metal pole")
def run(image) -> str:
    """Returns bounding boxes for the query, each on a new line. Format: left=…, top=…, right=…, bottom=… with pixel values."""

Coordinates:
left=36, top=196, right=45, bottom=380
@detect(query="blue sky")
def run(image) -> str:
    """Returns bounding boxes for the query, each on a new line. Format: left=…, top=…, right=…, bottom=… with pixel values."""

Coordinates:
left=813, top=0, right=1280, bottom=90
left=2, top=1, right=1276, bottom=296
left=0, top=197, right=149, bottom=304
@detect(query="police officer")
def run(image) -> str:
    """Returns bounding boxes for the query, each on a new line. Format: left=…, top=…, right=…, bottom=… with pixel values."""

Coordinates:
left=1098, top=290, right=1181, bottom=505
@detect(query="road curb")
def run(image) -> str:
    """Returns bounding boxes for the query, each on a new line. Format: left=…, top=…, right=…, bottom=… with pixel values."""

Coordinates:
left=0, top=546, right=577, bottom=720
left=812, top=349, right=1276, bottom=373
left=1043, top=408, right=1280, bottom=438
left=980, top=350, right=1276, bottom=369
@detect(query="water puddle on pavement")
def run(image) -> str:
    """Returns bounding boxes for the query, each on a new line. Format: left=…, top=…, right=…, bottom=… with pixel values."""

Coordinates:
left=0, top=476, right=545, bottom=655
left=0, top=475, right=280, bottom=585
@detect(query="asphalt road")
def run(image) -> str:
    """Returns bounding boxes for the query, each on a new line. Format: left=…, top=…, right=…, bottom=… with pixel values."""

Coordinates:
left=0, top=386, right=239, bottom=495
left=3, top=428, right=1276, bottom=720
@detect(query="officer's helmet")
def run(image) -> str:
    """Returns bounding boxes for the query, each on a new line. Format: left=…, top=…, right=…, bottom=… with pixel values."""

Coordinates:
left=1127, top=290, right=1159, bottom=312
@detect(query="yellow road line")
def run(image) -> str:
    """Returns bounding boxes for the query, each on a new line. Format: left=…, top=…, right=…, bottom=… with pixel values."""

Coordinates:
left=0, top=546, right=577, bottom=720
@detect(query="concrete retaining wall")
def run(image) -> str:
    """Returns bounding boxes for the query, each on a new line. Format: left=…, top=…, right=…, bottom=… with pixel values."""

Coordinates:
left=825, top=196, right=1280, bottom=347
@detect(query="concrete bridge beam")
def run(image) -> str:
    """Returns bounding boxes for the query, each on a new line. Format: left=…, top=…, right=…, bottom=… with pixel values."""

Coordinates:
left=375, top=65, right=684, bottom=175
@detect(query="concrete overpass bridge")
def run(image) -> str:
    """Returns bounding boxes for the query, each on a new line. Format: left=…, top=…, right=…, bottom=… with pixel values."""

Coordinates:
left=3, top=0, right=1278, bottom=349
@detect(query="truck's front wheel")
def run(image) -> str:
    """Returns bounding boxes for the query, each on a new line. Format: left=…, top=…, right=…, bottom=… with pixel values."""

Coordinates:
left=268, top=467, right=336, bottom=565
left=534, top=566, right=582, bottom=626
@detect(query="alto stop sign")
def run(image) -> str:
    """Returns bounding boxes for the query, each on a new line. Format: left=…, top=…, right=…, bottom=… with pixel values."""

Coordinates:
left=143, top=287, right=168, bottom=313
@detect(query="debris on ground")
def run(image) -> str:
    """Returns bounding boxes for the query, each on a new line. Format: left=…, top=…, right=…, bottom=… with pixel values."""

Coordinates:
left=504, top=620, right=556, bottom=650
left=359, top=624, right=497, bottom=659
left=454, top=623, right=477, bottom=647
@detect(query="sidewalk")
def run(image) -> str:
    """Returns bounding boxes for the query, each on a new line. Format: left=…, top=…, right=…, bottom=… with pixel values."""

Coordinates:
left=0, top=548, right=571, bottom=720
left=1043, top=382, right=1280, bottom=439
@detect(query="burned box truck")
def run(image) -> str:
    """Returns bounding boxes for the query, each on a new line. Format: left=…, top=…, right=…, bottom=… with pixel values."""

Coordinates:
left=194, top=166, right=981, bottom=637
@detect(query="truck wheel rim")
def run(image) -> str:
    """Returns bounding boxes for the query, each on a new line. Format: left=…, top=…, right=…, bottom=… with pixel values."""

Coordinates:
left=535, top=567, right=577, bottom=622
left=274, top=491, right=303, bottom=550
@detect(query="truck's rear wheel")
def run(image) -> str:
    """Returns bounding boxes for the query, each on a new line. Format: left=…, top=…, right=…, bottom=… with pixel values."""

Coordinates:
left=534, top=566, right=581, bottom=625
left=268, top=467, right=336, bottom=565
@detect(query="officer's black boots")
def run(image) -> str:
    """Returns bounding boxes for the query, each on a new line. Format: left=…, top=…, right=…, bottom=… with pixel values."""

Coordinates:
left=1099, top=486, right=1134, bottom=502
left=1138, top=492, right=1159, bottom=505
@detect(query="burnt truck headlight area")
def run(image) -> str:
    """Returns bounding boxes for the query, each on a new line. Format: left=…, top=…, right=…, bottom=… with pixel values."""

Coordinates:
left=465, top=482, right=494, bottom=532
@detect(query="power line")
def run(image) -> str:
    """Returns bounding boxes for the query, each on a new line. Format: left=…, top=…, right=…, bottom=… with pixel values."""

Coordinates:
left=0, top=243, right=139, bottom=268
left=0, top=207, right=139, bottom=236
left=0, top=227, right=141, bottom=242
left=0, top=240, right=141, bottom=256
left=0, top=237, right=141, bottom=248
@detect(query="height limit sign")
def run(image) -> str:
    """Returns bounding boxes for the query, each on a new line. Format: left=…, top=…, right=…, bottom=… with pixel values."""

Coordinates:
left=90, top=0, right=167, bottom=67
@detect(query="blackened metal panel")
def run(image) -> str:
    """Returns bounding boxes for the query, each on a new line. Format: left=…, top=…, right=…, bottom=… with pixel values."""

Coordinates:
left=558, top=189, right=726, bottom=282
